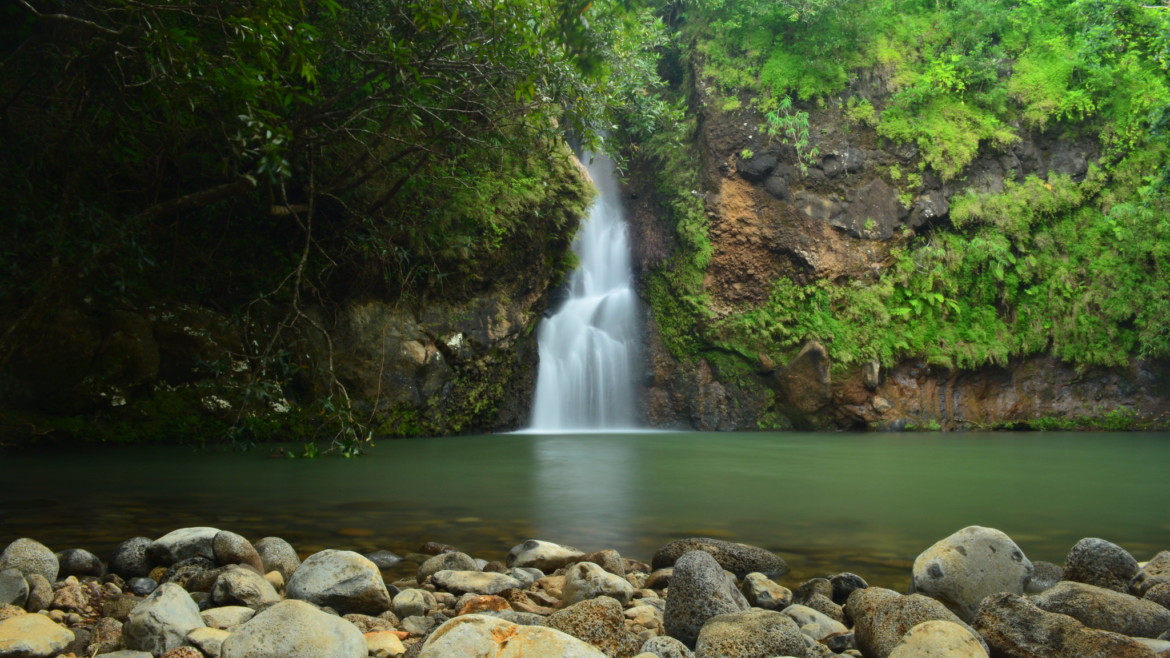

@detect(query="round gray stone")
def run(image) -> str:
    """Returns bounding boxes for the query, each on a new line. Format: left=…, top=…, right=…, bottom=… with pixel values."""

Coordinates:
left=286, top=549, right=391, bottom=615
left=0, top=538, right=59, bottom=582
left=220, top=599, right=366, bottom=658
left=911, top=525, right=1033, bottom=621
left=109, top=537, right=154, bottom=578
left=253, top=537, right=300, bottom=579
left=1063, top=537, right=1139, bottom=593
left=663, top=550, right=750, bottom=648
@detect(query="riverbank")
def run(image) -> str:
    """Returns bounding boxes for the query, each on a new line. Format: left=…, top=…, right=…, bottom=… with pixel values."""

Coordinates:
left=1, top=527, right=1168, bottom=657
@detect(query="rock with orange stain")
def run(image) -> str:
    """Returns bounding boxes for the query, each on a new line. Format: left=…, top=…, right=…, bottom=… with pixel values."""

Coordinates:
left=418, top=614, right=606, bottom=657
left=364, top=630, right=407, bottom=658
left=457, top=594, right=512, bottom=616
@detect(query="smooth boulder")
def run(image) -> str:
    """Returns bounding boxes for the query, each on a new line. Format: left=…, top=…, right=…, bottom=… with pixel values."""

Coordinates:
left=253, top=537, right=300, bottom=579
left=652, top=538, right=787, bottom=578
left=220, top=599, right=366, bottom=658
left=741, top=572, right=793, bottom=610
left=0, top=570, right=28, bottom=609
left=147, top=527, right=221, bottom=566
left=123, top=582, right=207, bottom=654
left=417, top=551, right=477, bottom=583
left=663, top=550, right=750, bottom=648
left=506, top=540, right=584, bottom=572
left=911, top=526, right=1033, bottom=621
left=286, top=549, right=391, bottom=615
left=418, top=614, right=606, bottom=657
left=212, top=531, right=264, bottom=572
left=429, top=570, right=521, bottom=596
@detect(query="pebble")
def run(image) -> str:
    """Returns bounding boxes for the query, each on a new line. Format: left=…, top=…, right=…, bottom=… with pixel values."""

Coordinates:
left=1, top=527, right=1166, bottom=658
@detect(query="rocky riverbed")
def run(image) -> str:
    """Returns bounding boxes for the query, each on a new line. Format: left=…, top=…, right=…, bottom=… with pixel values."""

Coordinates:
left=1, top=526, right=1169, bottom=657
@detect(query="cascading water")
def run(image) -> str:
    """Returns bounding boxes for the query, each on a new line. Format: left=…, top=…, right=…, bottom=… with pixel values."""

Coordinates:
left=528, top=152, right=640, bottom=431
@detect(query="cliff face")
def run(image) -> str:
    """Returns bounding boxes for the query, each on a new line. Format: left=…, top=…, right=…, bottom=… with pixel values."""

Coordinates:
left=631, top=65, right=1170, bottom=431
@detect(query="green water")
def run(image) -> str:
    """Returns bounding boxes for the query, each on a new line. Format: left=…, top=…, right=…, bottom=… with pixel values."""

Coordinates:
left=2, top=431, right=1167, bottom=589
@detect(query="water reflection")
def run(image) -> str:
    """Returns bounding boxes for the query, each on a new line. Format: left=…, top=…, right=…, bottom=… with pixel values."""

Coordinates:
left=531, top=434, right=637, bottom=549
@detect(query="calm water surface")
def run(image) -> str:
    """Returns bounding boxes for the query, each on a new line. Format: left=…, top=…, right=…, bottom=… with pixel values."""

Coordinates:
left=2, top=431, right=1167, bottom=589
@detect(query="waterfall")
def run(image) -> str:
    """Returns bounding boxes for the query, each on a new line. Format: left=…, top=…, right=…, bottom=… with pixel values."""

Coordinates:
left=528, top=152, right=640, bottom=431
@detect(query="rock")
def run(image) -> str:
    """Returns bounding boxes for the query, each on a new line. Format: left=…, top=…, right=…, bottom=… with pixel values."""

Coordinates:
left=159, top=556, right=217, bottom=591
left=507, top=540, right=585, bottom=572
left=393, top=588, right=437, bottom=619
left=102, top=594, right=143, bottom=622
left=1064, top=537, right=1140, bottom=593
left=94, top=651, right=153, bottom=658
left=201, top=605, right=256, bottom=629
left=110, top=538, right=154, bottom=578
left=0, top=611, right=74, bottom=657
left=127, top=577, right=157, bottom=596
left=741, top=572, right=792, bottom=610
left=509, top=567, right=540, bottom=588
left=645, top=569, right=673, bottom=590
left=343, top=613, right=397, bottom=633
left=782, top=603, right=849, bottom=643
left=212, top=531, right=263, bottom=573
left=1032, top=581, right=1170, bottom=638
left=90, top=616, right=124, bottom=654
left=736, top=152, right=777, bottom=183
left=847, top=587, right=983, bottom=658
left=693, top=609, right=807, bottom=658
left=838, top=178, right=902, bottom=239
left=366, top=630, right=407, bottom=658
left=253, top=537, right=300, bottom=579
left=457, top=594, right=511, bottom=616
left=160, top=647, right=202, bottom=658
left=210, top=565, right=281, bottom=608
left=24, top=574, right=52, bottom=612
left=663, top=550, right=750, bottom=648
left=640, top=635, right=695, bottom=658
left=0, top=539, right=58, bottom=582
left=56, top=548, right=105, bottom=578
left=548, top=597, right=643, bottom=657
left=801, top=592, right=846, bottom=625
left=911, top=525, right=1033, bottom=621
left=0, top=605, right=21, bottom=623
left=286, top=549, right=391, bottom=615
left=795, top=578, right=834, bottom=603
left=570, top=550, right=627, bottom=577
left=122, top=582, right=206, bottom=654
left=830, top=572, right=869, bottom=605
left=973, top=591, right=1159, bottom=657
left=187, top=626, right=230, bottom=657
left=429, top=570, right=522, bottom=596
left=418, top=613, right=606, bottom=657
left=220, top=599, right=367, bottom=658
left=625, top=604, right=664, bottom=633
left=365, top=550, right=403, bottom=569
left=1133, top=551, right=1170, bottom=597
left=148, top=527, right=220, bottom=566
left=417, top=552, right=477, bottom=583
left=50, top=576, right=102, bottom=616
left=887, top=620, right=988, bottom=657
left=0, top=570, right=27, bottom=609
left=1146, top=582, right=1170, bottom=609
left=562, top=561, right=635, bottom=606
left=1025, top=560, right=1063, bottom=594
left=401, top=614, right=437, bottom=637
left=772, top=341, right=832, bottom=420
left=652, top=538, right=787, bottom=579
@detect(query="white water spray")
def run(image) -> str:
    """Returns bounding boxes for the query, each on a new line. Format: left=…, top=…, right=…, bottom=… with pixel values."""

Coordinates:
left=528, top=152, right=640, bottom=431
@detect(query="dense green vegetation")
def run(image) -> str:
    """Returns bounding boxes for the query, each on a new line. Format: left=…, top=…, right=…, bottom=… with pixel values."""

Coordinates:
left=642, top=0, right=1170, bottom=389
left=0, top=0, right=665, bottom=446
